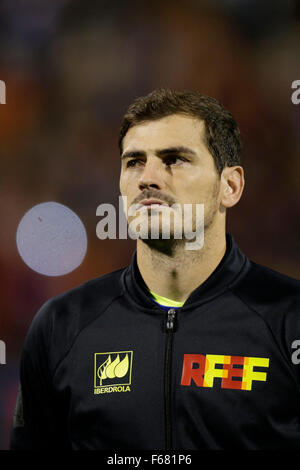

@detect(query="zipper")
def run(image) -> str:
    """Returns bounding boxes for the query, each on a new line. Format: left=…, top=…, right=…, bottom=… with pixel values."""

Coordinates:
left=164, top=308, right=177, bottom=450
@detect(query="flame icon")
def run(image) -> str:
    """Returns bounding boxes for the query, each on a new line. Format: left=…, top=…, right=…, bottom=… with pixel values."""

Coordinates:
left=97, top=353, right=129, bottom=386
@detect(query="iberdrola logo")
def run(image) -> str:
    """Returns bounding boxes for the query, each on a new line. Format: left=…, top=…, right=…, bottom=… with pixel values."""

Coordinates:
left=94, top=351, right=133, bottom=395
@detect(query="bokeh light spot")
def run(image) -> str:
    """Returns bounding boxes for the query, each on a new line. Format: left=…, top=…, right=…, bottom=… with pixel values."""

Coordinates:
left=16, top=202, right=87, bottom=276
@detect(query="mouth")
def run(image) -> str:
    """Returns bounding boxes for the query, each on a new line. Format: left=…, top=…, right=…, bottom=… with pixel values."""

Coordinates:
left=139, top=199, right=169, bottom=207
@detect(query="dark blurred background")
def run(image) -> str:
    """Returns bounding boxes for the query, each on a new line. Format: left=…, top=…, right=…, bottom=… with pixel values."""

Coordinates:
left=0, top=0, right=300, bottom=449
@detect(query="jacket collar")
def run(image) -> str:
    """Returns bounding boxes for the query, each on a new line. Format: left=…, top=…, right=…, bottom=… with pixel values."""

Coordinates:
left=123, top=233, right=249, bottom=311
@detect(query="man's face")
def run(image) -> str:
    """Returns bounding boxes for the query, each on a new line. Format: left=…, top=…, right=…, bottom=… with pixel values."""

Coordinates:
left=119, top=113, right=222, bottom=241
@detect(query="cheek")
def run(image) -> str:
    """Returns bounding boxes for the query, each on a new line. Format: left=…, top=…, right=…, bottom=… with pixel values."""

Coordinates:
left=119, top=172, right=128, bottom=195
left=121, top=168, right=141, bottom=191
left=120, top=177, right=136, bottom=204
left=180, top=176, right=203, bottom=200
left=180, top=174, right=217, bottom=204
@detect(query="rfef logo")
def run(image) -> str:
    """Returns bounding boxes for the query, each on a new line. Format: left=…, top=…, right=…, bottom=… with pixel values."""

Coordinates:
left=94, top=351, right=133, bottom=395
left=181, top=354, right=269, bottom=391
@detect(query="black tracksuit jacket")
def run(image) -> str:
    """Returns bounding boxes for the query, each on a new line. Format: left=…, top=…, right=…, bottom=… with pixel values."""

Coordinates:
left=10, top=234, right=300, bottom=449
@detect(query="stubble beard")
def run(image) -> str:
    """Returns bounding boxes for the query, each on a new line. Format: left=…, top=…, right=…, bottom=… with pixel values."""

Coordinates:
left=138, top=179, right=221, bottom=256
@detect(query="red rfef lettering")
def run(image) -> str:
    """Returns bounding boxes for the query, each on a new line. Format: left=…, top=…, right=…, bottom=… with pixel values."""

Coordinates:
left=180, top=354, right=206, bottom=386
left=221, top=355, right=244, bottom=389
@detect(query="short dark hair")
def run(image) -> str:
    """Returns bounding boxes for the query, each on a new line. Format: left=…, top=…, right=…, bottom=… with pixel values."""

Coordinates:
left=118, top=88, right=242, bottom=175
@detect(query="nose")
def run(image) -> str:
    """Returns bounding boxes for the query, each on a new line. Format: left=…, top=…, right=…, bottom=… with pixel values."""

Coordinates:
left=138, top=158, right=165, bottom=191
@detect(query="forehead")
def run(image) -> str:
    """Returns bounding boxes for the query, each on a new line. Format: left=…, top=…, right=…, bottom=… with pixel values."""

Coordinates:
left=122, top=114, right=206, bottom=152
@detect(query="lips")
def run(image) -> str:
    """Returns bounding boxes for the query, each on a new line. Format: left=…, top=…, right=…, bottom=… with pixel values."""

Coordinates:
left=139, top=199, right=168, bottom=206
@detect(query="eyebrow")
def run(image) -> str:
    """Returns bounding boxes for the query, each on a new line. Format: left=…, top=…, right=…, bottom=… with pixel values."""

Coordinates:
left=121, top=146, right=197, bottom=160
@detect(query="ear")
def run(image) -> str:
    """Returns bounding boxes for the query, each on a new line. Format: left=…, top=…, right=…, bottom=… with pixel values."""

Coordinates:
left=220, top=166, right=245, bottom=208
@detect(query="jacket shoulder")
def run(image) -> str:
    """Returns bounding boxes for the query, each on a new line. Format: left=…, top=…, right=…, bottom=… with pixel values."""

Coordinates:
left=48, top=266, right=126, bottom=315
left=231, top=260, right=300, bottom=311
left=23, top=266, right=127, bottom=373
left=231, top=261, right=300, bottom=366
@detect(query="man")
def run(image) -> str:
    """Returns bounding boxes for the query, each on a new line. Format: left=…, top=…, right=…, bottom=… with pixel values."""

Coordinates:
left=10, top=89, right=300, bottom=450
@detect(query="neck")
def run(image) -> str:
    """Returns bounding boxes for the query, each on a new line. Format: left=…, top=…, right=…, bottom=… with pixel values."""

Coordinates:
left=136, top=229, right=227, bottom=303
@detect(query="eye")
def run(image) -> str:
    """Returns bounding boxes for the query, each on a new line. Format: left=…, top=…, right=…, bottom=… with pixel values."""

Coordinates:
left=126, top=159, right=143, bottom=168
left=164, top=156, right=187, bottom=166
